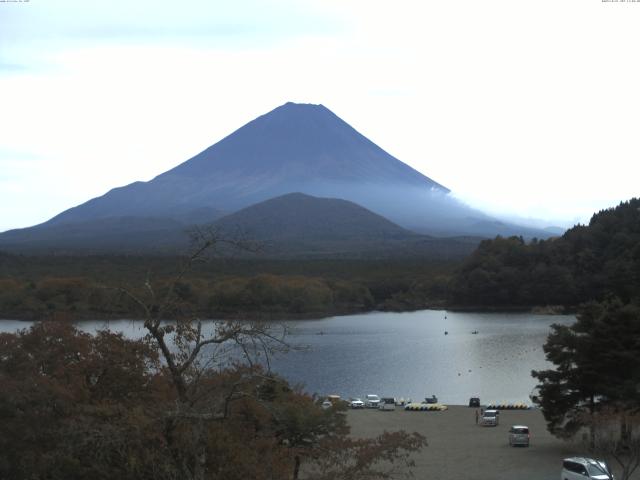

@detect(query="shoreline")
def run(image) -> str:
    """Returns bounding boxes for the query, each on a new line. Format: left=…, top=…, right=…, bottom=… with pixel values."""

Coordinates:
left=0, top=303, right=575, bottom=323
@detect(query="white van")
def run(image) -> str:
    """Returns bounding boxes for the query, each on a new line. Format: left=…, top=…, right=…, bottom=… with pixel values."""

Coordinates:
left=365, top=394, right=381, bottom=408
left=379, top=397, right=396, bottom=411
left=481, top=409, right=499, bottom=426
left=561, top=457, right=613, bottom=480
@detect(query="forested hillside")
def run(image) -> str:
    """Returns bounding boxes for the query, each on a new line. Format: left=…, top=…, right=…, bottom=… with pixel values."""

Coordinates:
left=3, top=198, right=637, bottom=319
left=0, top=255, right=452, bottom=320
left=449, top=198, right=640, bottom=308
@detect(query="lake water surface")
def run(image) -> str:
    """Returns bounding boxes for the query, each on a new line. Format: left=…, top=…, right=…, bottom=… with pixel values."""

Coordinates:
left=0, top=310, right=574, bottom=405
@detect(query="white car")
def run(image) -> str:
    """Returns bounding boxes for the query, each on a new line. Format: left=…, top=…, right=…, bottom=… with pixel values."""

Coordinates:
left=561, top=457, right=614, bottom=480
left=365, top=394, right=381, bottom=408
left=349, top=398, right=365, bottom=409
left=481, top=409, right=499, bottom=426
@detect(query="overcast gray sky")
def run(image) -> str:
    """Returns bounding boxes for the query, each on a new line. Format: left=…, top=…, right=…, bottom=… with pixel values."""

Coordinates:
left=1, top=0, right=638, bottom=232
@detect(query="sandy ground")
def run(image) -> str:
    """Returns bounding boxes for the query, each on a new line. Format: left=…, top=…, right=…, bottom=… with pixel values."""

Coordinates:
left=347, top=405, right=636, bottom=480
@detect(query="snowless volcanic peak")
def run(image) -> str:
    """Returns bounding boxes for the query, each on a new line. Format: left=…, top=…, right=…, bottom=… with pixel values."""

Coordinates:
left=165, top=101, right=449, bottom=190
left=2, top=101, right=551, bottom=246
left=40, top=101, right=453, bottom=228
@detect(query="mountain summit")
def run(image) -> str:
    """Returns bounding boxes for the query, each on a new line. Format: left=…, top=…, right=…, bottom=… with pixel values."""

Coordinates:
left=169, top=102, right=449, bottom=192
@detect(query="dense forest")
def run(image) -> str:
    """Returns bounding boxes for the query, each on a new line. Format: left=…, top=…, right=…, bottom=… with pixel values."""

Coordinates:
left=2, top=198, right=638, bottom=320
left=449, top=198, right=640, bottom=308
left=0, top=254, right=453, bottom=320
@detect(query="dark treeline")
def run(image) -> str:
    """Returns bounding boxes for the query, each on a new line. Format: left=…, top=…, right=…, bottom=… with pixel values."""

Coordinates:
left=3, top=198, right=638, bottom=319
left=0, top=255, right=454, bottom=320
left=450, top=198, right=640, bottom=308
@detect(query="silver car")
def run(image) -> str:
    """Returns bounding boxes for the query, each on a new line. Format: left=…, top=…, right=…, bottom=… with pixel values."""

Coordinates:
left=378, top=397, right=396, bottom=411
left=508, top=425, right=530, bottom=447
left=481, top=409, right=499, bottom=426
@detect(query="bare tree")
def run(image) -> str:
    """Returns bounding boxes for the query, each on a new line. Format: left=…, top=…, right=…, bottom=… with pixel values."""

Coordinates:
left=117, top=227, right=288, bottom=480
left=581, top=407, right=640, bottom=480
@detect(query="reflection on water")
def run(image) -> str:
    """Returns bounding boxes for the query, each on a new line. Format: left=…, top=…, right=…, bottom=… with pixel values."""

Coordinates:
left=0, top=310, right=574, bottom=405
left=270, top=310, right=574, bottom=405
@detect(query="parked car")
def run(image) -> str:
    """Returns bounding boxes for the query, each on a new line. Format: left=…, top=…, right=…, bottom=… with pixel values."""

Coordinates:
left=481, top=409, right=499, bottom=426
left=561, top=457, right=613, bottom=480
left=349, top=398, right=365, bottom=409
left=365, top=394, right=381, bottom=408
left=321, top=400, right=333, bottom=409
left=379, top=397, right=396, bottom=411
left=508, top=425, right=530, bottom=447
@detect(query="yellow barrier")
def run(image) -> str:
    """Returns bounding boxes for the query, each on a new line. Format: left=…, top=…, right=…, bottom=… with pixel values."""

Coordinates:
left=485, top=402, right=530, bottom=410
left=404, top=403, right=448, bottom=411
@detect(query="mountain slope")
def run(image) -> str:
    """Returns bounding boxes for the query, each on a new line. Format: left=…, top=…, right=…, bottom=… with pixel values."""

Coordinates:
left=0, top=102, right=553, bottom=251
left=0, top=193, right=480, bottom=258
left=0, top=217, right=192, bottom=253
left=44, top=102, right=455, bottom=228
left=211, top=193, right=479, bottom=258
left=214, top=192, right=413, bottom=241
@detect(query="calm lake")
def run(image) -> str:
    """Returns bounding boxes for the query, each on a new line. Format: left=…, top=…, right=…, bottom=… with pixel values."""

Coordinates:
left=0, top=310, right=575, bottom=405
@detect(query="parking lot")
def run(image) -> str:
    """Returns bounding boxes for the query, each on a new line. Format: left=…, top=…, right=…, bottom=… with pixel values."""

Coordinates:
left=347, top=405, right=634, bottom=480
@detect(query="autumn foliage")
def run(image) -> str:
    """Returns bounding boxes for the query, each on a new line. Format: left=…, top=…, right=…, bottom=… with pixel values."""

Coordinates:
left=0, top=322, right=425, bottom=479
